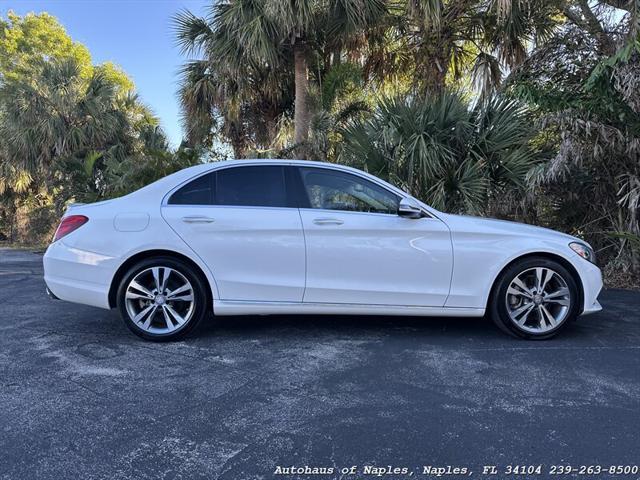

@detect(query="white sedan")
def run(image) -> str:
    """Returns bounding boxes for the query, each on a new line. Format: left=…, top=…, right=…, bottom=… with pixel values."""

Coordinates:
left=43, top=160, right=602, bottom=341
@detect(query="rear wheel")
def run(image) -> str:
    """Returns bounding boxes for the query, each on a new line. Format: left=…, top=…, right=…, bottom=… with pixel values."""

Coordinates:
left=489, top=257, right=580, bottom=340
left=116, top=257, right=208, bottom=341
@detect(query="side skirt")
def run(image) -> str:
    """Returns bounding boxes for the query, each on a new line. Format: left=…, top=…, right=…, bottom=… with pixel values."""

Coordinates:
left=213, top=300, right=485, bottom=317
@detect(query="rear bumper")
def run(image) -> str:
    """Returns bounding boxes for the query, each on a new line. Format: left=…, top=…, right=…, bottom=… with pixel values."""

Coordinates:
left=43, top=240, right=115, bottom=309
left=45, top=286, right=59, bottom=300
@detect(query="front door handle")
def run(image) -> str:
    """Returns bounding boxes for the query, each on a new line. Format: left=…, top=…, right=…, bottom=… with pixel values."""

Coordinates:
left=313, top=218, right=344, bottom=225
left=182, top=216, right=215, bottom=224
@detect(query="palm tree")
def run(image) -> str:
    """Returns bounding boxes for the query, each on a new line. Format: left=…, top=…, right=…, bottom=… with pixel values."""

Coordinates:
left=174, top=6, right=292, bottom=157
left=0, top=58, right=131, bottom=191
left=289, top=61, right=371, bottom=161
left=174, top=0, right=388, bottom=154
left=0, top=57, right=152, bottom=241
left=365, top=0, right=559, bottom=96
left=0, top=56, right=165, bottom=216
left=265, top=0, right=388, bottom=144
left=391, top=0, right=636, bottom=96
left=338, top=92, right=541, bottom=214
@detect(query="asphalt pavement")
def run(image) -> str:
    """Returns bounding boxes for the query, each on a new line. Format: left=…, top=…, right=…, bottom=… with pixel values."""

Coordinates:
left=1, top=248, right=639, bottom=480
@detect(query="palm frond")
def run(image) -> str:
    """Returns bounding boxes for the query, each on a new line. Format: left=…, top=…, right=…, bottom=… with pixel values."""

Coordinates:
left=340, top=91, right=540, bottom=213
left=173, top=9, right=214, bottom=56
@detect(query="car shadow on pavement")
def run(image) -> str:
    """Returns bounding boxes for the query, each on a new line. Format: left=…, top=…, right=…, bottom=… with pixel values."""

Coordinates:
left=192, top=313, right=586, bottom=342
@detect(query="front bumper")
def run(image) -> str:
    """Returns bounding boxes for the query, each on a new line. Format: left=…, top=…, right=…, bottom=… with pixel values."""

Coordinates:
left=572, top=253, right=603, bottom=315
left=582, top=299, right=602, bottom=315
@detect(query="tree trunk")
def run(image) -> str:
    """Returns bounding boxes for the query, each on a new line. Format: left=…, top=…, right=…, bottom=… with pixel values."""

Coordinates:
left=577, top=0, right=616, bottom=55
left=225, top=118, right=248, bottom=159
left=333, top=48, right=342, bottom=67
left=229, top=126, right=247, bottom=159
left=562, top=0, right=616, bottom=55
left=418, top=56, right=447, bottom=96
left=416, top=33, right=450, bottom=96
left=264, top=106, right=279, bottom=148
left=230, top=138, right=246, bottom=159
left=293, top=42, right=310, bottom=154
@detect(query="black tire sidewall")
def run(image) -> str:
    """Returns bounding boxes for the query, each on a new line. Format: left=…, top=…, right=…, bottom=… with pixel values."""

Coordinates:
left=116, top=257, right=208, bottom=341
left=490, top=257, right=580, bottom=340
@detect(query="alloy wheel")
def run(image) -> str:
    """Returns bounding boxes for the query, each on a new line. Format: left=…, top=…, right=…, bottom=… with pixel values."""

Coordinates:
left=124, top=266, right=195, bottom=334
left=505, top=267, right=571, bottom=334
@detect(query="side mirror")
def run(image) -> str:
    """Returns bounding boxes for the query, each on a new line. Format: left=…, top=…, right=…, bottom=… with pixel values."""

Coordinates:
left=398, top=197, right=424, bottom=219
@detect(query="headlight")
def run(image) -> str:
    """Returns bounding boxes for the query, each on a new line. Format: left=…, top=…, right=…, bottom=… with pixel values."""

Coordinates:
left=569, top=242, right=596, bottom=264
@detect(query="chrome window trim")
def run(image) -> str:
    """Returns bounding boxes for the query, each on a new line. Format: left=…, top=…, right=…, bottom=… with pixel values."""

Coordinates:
left=297, top=207, right=434, bottom=219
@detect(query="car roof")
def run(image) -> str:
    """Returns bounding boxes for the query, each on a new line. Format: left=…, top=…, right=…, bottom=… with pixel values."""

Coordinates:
left=182, top=158, right=356, bottom=173
left=161, top=159, right=377, bottom=188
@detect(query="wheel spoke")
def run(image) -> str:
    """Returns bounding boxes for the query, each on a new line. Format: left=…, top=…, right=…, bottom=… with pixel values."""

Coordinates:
left=164, top=304, right=186, bottom=326
left=161, top=306, right=176, bottom=332
left=151, top=267, right=162, bottom=292
left=542, top=269, right=554, bottom=292
left=511, top=302, right=534, bottom=322
left=160, top=268, right=172, bottom=292
left=535, top=268, right=553, bottom=293
left=512, top=277, right=533, bottom=296
left=133, top=304, right=155, bottom=324
left=128, top=280, right=154, bottom=298
left=545, top=297, right=570, bottom=306
left=507, top=286, right=532, bottom=299
left=517, top=305, right=534, bottom=325
left=126, top=290, right=153, bottom=300
left=142, top=306, right=158, bottom=329
left=539, top=305, right=557, bottom=328
left=166, top=283, right=191, bottom=299
left=169, top=294, right=194, bottom=302
left=545, top=287, right=569, bottom=300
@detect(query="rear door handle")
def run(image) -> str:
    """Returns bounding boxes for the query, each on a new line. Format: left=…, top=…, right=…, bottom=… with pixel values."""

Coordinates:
left=182, top=216, right=215, bottom=224
left=313, top=218, right=344, bottom=225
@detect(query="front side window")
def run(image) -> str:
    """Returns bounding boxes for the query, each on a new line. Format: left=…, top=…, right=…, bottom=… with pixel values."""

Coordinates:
left=215, top=166, right=288, bottom=207
left=168, top=172, right=214, bottom=205
left=298, top=167, right=399, bottom=214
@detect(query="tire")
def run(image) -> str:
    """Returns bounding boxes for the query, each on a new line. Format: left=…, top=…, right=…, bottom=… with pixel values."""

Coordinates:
left=116, top=256, right=209, bottom=341
left=489, top=256, right=580, bottom=340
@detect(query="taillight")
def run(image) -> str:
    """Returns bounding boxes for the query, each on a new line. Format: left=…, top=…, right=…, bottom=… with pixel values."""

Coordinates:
left=53, top=215, right=88, bottom=242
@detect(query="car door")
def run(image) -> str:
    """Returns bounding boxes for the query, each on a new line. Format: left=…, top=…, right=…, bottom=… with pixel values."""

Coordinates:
left=161, top=165, right=305, bottom=303
left=294, top=166, right=453, bottom=307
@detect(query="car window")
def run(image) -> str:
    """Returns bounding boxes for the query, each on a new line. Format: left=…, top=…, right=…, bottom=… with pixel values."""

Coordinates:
left=215, top=166, right=288, bottom=207
left=298, top=167, right=399, bottom=214
left=168, top=172, right=213, bottom=205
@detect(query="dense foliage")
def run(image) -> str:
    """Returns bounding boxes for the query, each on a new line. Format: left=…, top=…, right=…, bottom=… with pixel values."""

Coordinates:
left=0, top=13, right=204, bottom=243
left=338, top=93, right=541, bottom=214
left=507, top=17, right=640, bottom=284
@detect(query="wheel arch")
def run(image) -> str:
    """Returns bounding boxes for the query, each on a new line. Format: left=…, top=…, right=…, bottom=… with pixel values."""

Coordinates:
left=487, top=252, right=584, bottom=314
left=108, top=249, right=214, bottom=310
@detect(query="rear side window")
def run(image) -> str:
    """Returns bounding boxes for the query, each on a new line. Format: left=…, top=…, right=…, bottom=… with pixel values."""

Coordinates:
left=215, top=166, right=288, bottom=207
left=168, top=172, right=213, bottom=205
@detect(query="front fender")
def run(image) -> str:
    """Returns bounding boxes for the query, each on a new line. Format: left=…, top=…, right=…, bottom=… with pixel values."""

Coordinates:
left=444, top=236, right=581, bottom=309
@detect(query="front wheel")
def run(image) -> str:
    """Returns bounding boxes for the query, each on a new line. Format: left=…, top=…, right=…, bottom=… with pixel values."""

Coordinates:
left=489, top=257, right=580, bottom=340
left=116, top=257, right=208, bottom=341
